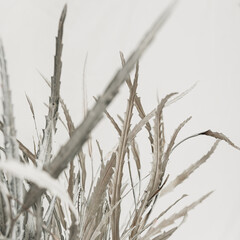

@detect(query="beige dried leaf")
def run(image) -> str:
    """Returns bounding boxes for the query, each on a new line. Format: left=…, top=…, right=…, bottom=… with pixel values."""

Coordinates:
left=111, top=66, right=138, bottom=239
left=83, top=154, right=116, bottom=239
left=120, top=51, right=154, bottom=152
left=25, top=94, right=35, bottom=118
left=160, top=141, right=219, bottom=197
left=200, top=130, right=240, bottom=150
left=141, top=191, right=212, bottom=239
left=149, top=93, right=177, bottom=198
left=162, top=117, right=192, bottom=172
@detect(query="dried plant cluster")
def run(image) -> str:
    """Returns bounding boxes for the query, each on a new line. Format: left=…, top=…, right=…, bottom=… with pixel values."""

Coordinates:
left=0, top=3, right=239, bottom=240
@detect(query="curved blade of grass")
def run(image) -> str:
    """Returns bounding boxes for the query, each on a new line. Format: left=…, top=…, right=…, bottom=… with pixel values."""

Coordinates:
left=161, top=116, right=192, bottom=172
left=148, top=93, right=176, bottom=199
left=200, top=130, right=240, bottom=150
left=0, top=160, right=78, bottom=221
left=140, top=191, right=213, bottom=240
left=172, top=129, right=240, bottom=153
left=166, top=82, right=197, bottom=107
left=160, top=140, right=219, bottom=197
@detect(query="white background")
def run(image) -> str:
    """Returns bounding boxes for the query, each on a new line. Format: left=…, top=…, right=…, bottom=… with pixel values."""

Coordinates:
left=0, top=0, right=240, bottom=239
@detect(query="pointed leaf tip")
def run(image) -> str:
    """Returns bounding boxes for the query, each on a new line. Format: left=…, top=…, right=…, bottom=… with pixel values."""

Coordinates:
left=200, top=130, right=240, bottom=151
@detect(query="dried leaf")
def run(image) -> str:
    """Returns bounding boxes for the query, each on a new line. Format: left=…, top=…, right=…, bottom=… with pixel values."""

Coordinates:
left=25, top=94, right=35, bottom=118
left=104, top=109, right=122, bottom=136
left=160, top=141, right=219, bottom=197
left=83, top=154, right=116, bottom=239
left=148, top=93, right=177, bottom=199
left=128, top=107, right=156, bottom=144
left=43, top=196, right=56, bottom=228
left=120, top=52, right=154, bottom=152
left=0, top=182, right=11, bottom=236
left=111, top=63, right=138, bottom=239
left=130, top=140, right=141, bottom=176
left=0, top=38, right=24, bottom=238
left=49, top=4, right=67, bottom=131
left=0, top=39, right=19, bottom=161
left=166, top=82, right=197, bottom=107
left=60, top=99, right=75, bottom=137
left=200, top=130, right=240, bottom=150
left=162, top=117, right=192, bottom=172
left=141, top=191, right=212, bottom=239
left=0, top=160, right=78, bottom=221
left=152, top=227, right=177, bottom=240
left=37, top=5, right=67, bottom=169
left=0, top=121, right=37, bottom=165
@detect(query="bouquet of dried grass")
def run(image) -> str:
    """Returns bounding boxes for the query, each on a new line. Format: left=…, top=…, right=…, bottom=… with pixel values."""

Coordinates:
left=0, top=3, right=239, bottom=240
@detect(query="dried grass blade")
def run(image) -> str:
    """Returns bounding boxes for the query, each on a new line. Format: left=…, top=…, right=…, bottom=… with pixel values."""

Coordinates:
left=129, top=99, right=188, bottom=238
left=0, top=182, right=11, bottom=236
left=91, top=198, right=123, bottom=240
left=83, top=154, right=116, bottom=239
left=141, top=191, right=213, bottom=239
left=127, top=151, right=137, bottom=211
left=68, top=160, right=75, bottom=202
left=130, top=140, right=141, bottom=178
left=127, top=91, right=177, bottom=146
left=55, top=198, right=67, bottom=230
left=0, top=38, right=24, bottom=238
left=158, top=191, right=213, bottom=230
left=146, top=194, right=187, bottom=232
left=60, top=99, right=75, bottom=136
left=37, top=5, right=67, bottom=168
left=166, top=82, right=197, bottom=107
left=119, top=52, right=131, bottom=86
left=162, top=117, right=192, bottom=171
left=200, top=130, right=240, bottom=150
left=151, top=227, right=178, bottom=240
left=21, top=0, right=177, bottom=212
left=104, top=109, right=122, bottom=136
left=60, top=98, right=86, bottom=192
left=128, top=108, right=156, bottom=144
left=49, top=4, right=67, bottom=131
left=43, top=196, right=56, bottom=229
left=25, top=94, right=35, bottom=118
left=160, top=141, right=219, bottom=197
left=17, top=140, right=36, bottom=166
left=135, top=95, right=155, bottom=152
left=60, top=99, right=76, bottom=203
left=0, top=120, right=36, bottom=166
left=45, top=193, right=66, bottom=236
left=96, top=140, right=104, bottom=163
left=173, top=128, right=240, bottom=153
left=120, top=52, right=154, bottom=152
left=148, top=93, right=177, bottom=199
left=111, top=64, right=138, bottom=239
left=0, top=39, right=19, bottom=162
left=129, top=190, right=151, bottom=239
left=0, top=160, right=78, bottom=220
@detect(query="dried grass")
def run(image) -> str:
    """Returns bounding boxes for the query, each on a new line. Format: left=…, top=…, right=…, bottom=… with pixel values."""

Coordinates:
left=0, top=3, right=239, bottom=240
